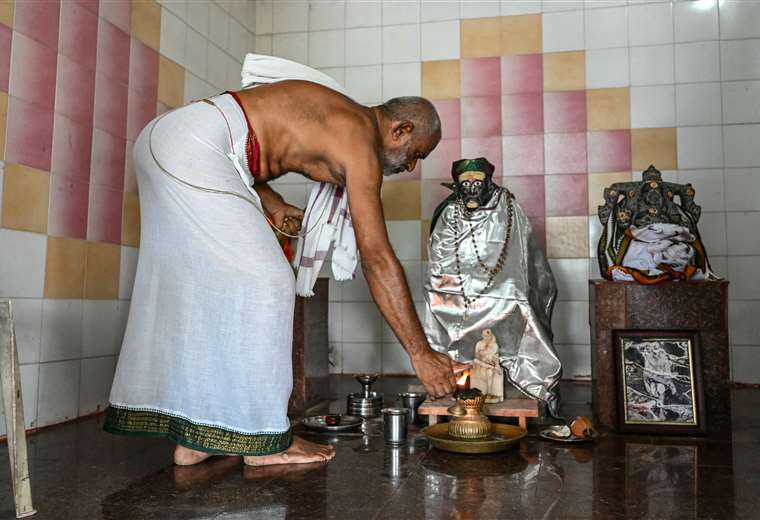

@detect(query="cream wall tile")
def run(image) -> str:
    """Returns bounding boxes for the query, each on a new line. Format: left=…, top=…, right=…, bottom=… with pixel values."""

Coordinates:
left=719, top=0, right=760, bottom=40
left=341, top=302, right=382, bottom=342
left=628, top=1, right=673, bottom=46
left=387, top=220, right=422, bottom=260
left=552, top=301, right=590, bottom=344
left=383, top=62, right=422, bottom=99
left=79, top=356, right=118, bottom=415
left=725, top=168, right=760, bottom=211
left=346, top=65, right=383, bottom=104
left=82, top=300, right=123, bottom=358
left=722, top=81, right=760, bottom=125
left=542, top=0, right=583, bottom=12
left=630, top=45, right=674, bottom=86
left=309, top=0, right=345, bottom=30
left=273, top=32, right=309, bottom=63
left=727, top=212, right=760, bottom=255
left=273, top=0, right=308, bottom=33
left=727, top=256, right=760, bottom=299
left=675, top=41, right=720, bottom=83
left=186, top=0, right=210, bottom=36
left=676, top=82, right=722, bottom=126
left=723, top=124, right=760, bottom=168
left=10, top=298, right=43, bottom=365
left=732, top=346, right=760, bottom=384
left=729, top=301, right=760, bottom=345
left=309, top=30, right=345, bottom=68
left=542, top=10, right=584, bottom=53
left=720, top=39, right=760, bottom=81
left=0, top=229, right=47, bottom=298
left=342, top=342, right=382, bottom=373
left=383, top=0, right=420, bottom=25
left=383, top=24, right=421, bottom=63
left=421, top=20, right=460, bottom=61
left=460, top=0, right=500, bottom=19
left=548, top=259, right=590, bottom=301
left=677, top=126, right=723, bottom=169
left=255, top=0, right=274, bottom=35
left=501, top=0, right=541, bottom=15
left=346, top=27, right=382, bottom=66
left=584, top=6, right=627, bottom=50
left=674, top=0, right=718, bottom=43
left=677, top=169, right=724, bottom=212
left=119, top=246, right=138, bottom=300
left=630, top=85, right=675, bottom=128
left=37, top=360, right=81, bottom=427
left=586, top=48, right=629, bottom=88
left=346, top=0, right=382, bottom=27
left=160, top=7, right=187, bottom=67
left=555, top=344, right=591, bottom=379
left=40, top=299, right=83, bottom=362
left=422, top=0, right=460, bottom=21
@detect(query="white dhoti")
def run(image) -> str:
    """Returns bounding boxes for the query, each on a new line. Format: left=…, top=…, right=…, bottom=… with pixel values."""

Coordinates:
left=105, top=94, right=295, bottom=455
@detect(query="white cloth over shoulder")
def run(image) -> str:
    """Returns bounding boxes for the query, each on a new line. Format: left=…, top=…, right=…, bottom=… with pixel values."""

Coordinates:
left=240, top=53, right=358, bottom=296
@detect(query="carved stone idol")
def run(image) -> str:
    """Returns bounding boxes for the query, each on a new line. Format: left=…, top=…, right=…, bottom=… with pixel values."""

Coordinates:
left=470, top=329, right=504, bottom=403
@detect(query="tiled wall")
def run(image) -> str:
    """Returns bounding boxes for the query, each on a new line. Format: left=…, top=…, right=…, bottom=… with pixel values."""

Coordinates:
left=0, top=0, right=256, bottom=435
left=255, top=0, right=760, bottom=383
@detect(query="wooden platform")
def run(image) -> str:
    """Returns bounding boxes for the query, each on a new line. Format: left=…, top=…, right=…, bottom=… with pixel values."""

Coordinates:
left=418, top=397, right=539, bottom=429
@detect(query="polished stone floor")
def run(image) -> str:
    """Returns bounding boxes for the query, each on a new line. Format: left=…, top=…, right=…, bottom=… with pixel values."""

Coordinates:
left=1, top=378, right=758, bottom=519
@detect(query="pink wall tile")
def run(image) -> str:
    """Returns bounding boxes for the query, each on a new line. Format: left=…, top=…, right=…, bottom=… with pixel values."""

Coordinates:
left=502, top=175, right=545, bottom=217
left=502, top=134, right=545, bottom=176
left=528, top=216, right=547, bottom=253
left=545, top=174, right=588, bottom=217
left=126, top=87, right=157, bottom=141
left=502, top=93, right=544, bottom=136
left=93, top=72, right=129, bottom=139
left=587, top=130, right=632, bottom=174
left=59, top=0, right=98, bottom=70
left=55, top=54, right=96, bottom=125
left=129, top=38, right=159, bottom=96
left=124, top=140, right=137, bottom=193
left=48, top=175, right=89, bottom=239
left=90, top=128, right=126, bottom=190
left=0, top=25, right=10, bottom=92
left=421, top=138, right=461, bottom=180
left=51, top=114, right=93, bottom=182
left=156, top=102, right=171, bottom=116
left=422, top=180, right=455, bottom=220
left=13, top=0, right=60, bottom=50
left=461, top=96, right=501, bottom=138
left=431, top=99, right=460, bottom=140
left=74, top=0, right=100, bottom=14
left=9, top=32, right=58, bottom=110
left=99, top=0, right=131, bottom=34
left=461, top=57, right=501, bottom=97
left=544, top=91, right=587, bottom=133
left=95, top=18, right=130, bottom=85
left=545, top=133, right=587, bottom=175
left=87, top=185, right=123, bottom=244
left=462, top=136, right=502, bottom=177
left=5, top=96, right=54, bottom=171
left=502, top=54, right=543, bottom=95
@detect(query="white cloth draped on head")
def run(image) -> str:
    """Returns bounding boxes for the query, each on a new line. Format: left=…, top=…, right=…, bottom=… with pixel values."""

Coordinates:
left=240, top=53, right=358, bottom=296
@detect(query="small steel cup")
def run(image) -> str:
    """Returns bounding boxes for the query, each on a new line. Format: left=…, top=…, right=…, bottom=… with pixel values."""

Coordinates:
left=382, top=407, right=409, bottom=445
left=397, top=392, right=426, bottom=425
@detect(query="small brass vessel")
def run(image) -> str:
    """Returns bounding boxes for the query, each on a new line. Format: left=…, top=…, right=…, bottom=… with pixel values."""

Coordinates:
left=447, top=390, right=492, bottom=440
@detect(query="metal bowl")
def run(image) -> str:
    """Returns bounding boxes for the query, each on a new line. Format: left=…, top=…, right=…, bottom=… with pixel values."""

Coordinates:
left=302, top=415, right=363, bottom=433
left=422, top=423, right=526, bottom=454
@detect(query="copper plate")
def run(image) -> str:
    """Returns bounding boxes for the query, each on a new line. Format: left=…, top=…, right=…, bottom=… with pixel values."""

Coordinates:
left=422, top=423, right=526, bottom=454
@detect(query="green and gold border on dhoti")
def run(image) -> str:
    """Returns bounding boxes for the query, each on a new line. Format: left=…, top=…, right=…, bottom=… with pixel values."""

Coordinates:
left=104, top=406, right=292, bottom=456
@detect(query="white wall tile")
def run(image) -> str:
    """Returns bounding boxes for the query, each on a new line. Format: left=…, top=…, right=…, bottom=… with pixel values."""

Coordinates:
left=341, top=302, right=382, bottom=342
left=542, top=10, right=584, bottom=52
left=346, top=65, right=383, bottom=104
left=585, top=6, right=628, bottom=50
left=725, top=168, right=760, bottom=211
left=162, top=0, right=187, bottom=20
left=402, top=260, right=424, bottom=302
left=677, top=169, right=724, bottom=212
left=383, top=0, right=420, bottom=25
left=309, top=30, right=346, bottom=67
left=186, top=0, right=210, bottom=37
left=10, top=298, right=42, bottom=365
left=0, top=230, right=47, bottom=298
left=501, top=0, right=541, bottom=16
left=698, top=211, right=726, bottom=255
left=460, top=0, right=500, bottom=19
left=386, top=220, right=422, bottom=260
left=383, top=301, right=425, bottom=341
left=727, top=256, right=760, bottom=299
left=273, top=32, right=309, bottom=63
left=274, top=183, right=308, bottom=208
left=732, top=346, right=760, bottom=384
left=184, top=71, right=208, bottom=103
left=160, top=8, right=187, bottom=67
left=207, top=43, right=228, bottom=88
left=309, top=0, right=345, bottom=30
left=329, top=271, right=343, bottom=301
left=229, top=20, right=249, bottom=61
left=677, top=125, right=724, bottom=168
left=542, top=0, right=583, bottom=13
left=720, top=39, right=760, bottom=81
left=79, top=356, right=118, bottom=415
left=346, top=0, right=382, bottom=27
left=273, top=0, right=308, bottom=33
left=0, top=364, right=39, bottom=432
left=727, top=212, right=760, bottom=255
left=421, top=20, right=460, bottom=61
left=729, top=300, right=760, bottom=345
left=674, top=0, right=718, bottom=43
left=723, top=124, right=760, bottom=168
left=675, top=41, right=720, bottom=83
left=423, top=0, right=460, bottom=21
left=318, top=66, right=346, bottom=86
left=548, top=259, right=589, bottom=301
left=628, top=1, right=673, bottom=46
left=40, top=299, right=83, bottom=362
left=255, top=0, right=274, bottom=35
left=588, top=216, right=603, bottom=259
left=0, top=161, right=4, bottom=218
left=630, top=45, right=674, bottom=86
left=586, top=48, right=629, bottom=88
left=329, top=301, right=342, bottom=343
left=676, top=82, right=722, bottom=126
left=383, top=62, right=422, bottom=99
left=383, top=24, right=421, bottom=63
left=719, top=0, right=760, bottom=40
left=382, top=342, right=415, bottom=374
left=346, top=27, right=382, bottom=66
left=209, top=2, right=230, bottom=51
left=119, top=246, right=138, bottom=300
left=82, top=300, right=123, bottom=358
left=255, top=35, right=273, bottom=55
left=630, top=85, right=676, bottom=128
left=551, top=301, right=590, bottom=344
left=185, top=27, right=209, bottom=78
left=329, top=342, right=342, bottom=373
left=555, top=344, right=591, bottom=379
left=342, top=342, right=382, bottom=373
left=722, top=80, right=760, bottom=125
left=708, top=254, right=727, bottom=278
left=225, top=55, right=243, bottom=91
left=37, top=360, right=80, bottom=427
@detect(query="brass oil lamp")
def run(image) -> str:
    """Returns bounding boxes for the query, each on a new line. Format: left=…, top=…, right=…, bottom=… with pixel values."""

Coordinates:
left=447, top=374, right=492, bottom=440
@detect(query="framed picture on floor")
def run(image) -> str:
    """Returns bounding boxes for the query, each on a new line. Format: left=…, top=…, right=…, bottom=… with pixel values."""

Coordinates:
left=613, top=330, right=706, bottom=435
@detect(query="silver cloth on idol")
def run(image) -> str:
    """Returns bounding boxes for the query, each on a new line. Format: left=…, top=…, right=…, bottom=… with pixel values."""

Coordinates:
left=422, top=187, right=562, bottom=413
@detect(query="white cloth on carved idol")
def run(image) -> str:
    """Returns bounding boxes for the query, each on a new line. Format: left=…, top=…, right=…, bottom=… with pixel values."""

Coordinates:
left=612, top=222, right=701, bottom=281
left=240, top=53, right=358, bottom=296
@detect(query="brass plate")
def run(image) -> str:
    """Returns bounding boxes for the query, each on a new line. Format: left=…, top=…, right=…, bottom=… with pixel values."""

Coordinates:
left=422, top=423, right=526, bottom=454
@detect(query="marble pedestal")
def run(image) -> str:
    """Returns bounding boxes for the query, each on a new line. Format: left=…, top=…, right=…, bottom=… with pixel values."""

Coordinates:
left=288, top=278, right=330, bottom=414
left=589, top=280, right=731, bottom=438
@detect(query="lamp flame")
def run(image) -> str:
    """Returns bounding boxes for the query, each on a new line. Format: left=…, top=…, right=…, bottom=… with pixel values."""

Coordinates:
left=456, top=371, right=469, bottom=385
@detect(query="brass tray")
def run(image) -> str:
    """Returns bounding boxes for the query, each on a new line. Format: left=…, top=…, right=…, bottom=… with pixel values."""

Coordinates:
left=422, top=423, right=526, bottom=454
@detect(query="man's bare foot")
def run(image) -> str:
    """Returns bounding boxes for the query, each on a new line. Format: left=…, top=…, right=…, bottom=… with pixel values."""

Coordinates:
left=243, top=436, right=336, bottom=466
left=174, top=445, right=230, bottom=466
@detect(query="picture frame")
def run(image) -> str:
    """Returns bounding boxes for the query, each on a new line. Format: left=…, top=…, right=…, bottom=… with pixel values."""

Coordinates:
left=613, top=330, right=706, bottom=435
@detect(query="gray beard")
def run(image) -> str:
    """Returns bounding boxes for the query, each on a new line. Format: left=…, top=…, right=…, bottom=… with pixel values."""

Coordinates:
left=380, top=145, right=410, bottom=177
